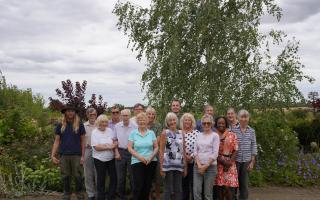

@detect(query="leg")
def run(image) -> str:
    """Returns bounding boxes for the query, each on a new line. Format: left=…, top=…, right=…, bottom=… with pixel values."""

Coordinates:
left=70, top=156, right=84, bottom=200
left=116, top=150, right=128, bottom=200
left=203, top=165, right=216, bottom=200
left=84, top=148, right=96, bottom=198
left=60, top=155, right=72, bottom=200
left=143, top=161, right=157, bottom=200
left=131, top=162, right=144, bottom=200
left=107, top=159, right=117, bottom=200
left=237, top=162, right=249, bottom=200
left=182, top=166, right=190, bottom=200
left=162, top=171, right=173, bottom=200
left=225, top=187, right=233, bottom=200
left=193, top=165, right=203, bottom=200
left=217, top=186, right=224, bottom=200
left=94, top=158, right=107, bottom=200
left=173, top=171, right=183, bottom=200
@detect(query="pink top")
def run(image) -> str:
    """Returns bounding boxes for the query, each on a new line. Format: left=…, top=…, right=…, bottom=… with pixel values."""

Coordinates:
left=194, top=131, right=220, bottom=165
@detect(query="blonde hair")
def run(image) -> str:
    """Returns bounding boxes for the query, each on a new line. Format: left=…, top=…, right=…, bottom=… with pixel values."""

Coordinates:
left=180, top=113, right=196, bottom=130
left=165, top=112, right=178, bottom=128
left=95, top=114, right=109, bottom=127
left=136, top=112, right=148, bottom=122
left=146, top=106, right=156, bottom=114
left=61, top=114, right=80, bottom=133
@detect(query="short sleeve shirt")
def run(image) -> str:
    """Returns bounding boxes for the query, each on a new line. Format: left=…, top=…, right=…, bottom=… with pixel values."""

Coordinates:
left=128, top=129, right=157, bottom=165
left=91, top=128, right=116, bottom=162
left=55, top=122, right=85, bottom=155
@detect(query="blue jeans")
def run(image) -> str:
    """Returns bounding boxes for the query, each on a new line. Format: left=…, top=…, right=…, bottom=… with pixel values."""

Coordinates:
left=116, top=149, right=134, bottom=200
left=236, top=162, right=250, bottom=200
left=193, top=164, right=217, bottom=200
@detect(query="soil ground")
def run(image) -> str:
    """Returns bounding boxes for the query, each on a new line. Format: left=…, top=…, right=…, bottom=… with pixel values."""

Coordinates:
left=1, top=187, right=320, bottom=200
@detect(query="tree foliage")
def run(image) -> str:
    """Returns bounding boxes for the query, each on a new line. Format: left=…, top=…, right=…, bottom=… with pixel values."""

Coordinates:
left=113, top=0, right=313, bottom=115
left=88, top=94, right=108, bottom=115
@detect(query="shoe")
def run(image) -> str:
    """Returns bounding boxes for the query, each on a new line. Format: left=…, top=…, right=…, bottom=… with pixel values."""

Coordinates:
left=88, top=197, right=95, bottom=200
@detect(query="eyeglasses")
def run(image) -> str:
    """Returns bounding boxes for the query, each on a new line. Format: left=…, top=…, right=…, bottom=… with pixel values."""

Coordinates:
left=202, top=122, right=211, bottom=126
left=112, top=111, right=120, bottom=114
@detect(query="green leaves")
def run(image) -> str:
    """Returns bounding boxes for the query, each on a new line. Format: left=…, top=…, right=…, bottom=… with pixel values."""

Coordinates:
left=113, top=0, right=312, bottom=113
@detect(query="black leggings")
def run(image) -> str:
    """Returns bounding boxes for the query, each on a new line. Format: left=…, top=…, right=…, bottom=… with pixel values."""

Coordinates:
left=131, top=161, right=157, bottom=200
left=93, top=158, right=117, bottom=200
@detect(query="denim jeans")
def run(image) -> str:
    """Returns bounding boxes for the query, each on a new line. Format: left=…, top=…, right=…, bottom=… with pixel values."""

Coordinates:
left=131, top=161, right=157, bottom=200
left=193, top=164, right=217, bottom=200
left=116, top=149, right=134, bottom=200
left=163, top=170, right=183, bottom=200
left=93, top=158, right=117, bottom=200
left=83, top=148, right=96, bottom=198
left=182, top=163, right=194, bottom=200
left=236, top=162, right=250, bottom=200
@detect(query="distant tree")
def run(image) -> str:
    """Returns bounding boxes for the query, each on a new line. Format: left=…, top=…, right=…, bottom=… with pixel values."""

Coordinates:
left=48, top=98, right=64, bottom=112
left=49, top=80, right=87, bottom=119
left=88, top=94, right=108, bottom=116
left=113, top=0, right=314, bottom=115
left=308, top=91, right=320, bottom=112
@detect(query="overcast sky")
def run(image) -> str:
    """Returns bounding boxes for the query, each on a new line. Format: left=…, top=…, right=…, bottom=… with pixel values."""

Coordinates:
left=0, top=0, right=319, bottom=106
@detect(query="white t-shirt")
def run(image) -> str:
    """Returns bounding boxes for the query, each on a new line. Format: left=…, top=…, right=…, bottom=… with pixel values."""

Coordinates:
left=91, top=128, right=116, bottom=162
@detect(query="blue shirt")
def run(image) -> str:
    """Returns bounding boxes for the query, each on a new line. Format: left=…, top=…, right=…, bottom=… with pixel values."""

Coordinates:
left=233, top=126, right=258, bottom=162
left=128, top=129, right=157, bottom=165
left=55, top=122, right=85, bottom=155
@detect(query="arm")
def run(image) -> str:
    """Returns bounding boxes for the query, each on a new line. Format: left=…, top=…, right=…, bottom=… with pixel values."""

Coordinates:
left=159, top=130, right=166, bottom=176
left=128, top=141, right=147, bottom=164
left=248, top=130, right=257, bottom=171
left=80, top=134, right=85, bottom=164
left=148, top=139, right=158, bottom=163
left=51, top=135, right=60, bottom=164
left=182, top=133, right=188, bottom=177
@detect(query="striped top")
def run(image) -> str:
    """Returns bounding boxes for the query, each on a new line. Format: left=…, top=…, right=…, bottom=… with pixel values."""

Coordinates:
left=162, top=129, right=185, bottom=172
left=233, top=126, right=257, bottom=162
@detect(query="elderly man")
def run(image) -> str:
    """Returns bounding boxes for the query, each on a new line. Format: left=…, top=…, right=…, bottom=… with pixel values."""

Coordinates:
left=196, top=104, right=216, bottom=132
left=83, top=108, right=98, bottom=200
left=109, top=105, right=121, bottom=131
left=130, top=103, right=144, bottom=126
left=115, top=109, right=137, bottom=200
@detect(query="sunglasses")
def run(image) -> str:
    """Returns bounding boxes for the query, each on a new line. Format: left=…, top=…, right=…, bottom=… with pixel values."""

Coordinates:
left=112, top=111, right=120, bottom=114
left=202, top=122, right=212, bottom=126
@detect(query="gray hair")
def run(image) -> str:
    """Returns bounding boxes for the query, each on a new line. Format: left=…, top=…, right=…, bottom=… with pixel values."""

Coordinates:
left=201, top=114, right=214, bottom=125
left=204, top=104, right=214, bottom=111
left=165, top=112, right=178, bottom=127
left=227, top=107, right=236, bottom=114
left=86, top=107, right=97, bottom=115
left=121, top=109, right=131, bottom=116
left=238, top=109, right=250, bottom=118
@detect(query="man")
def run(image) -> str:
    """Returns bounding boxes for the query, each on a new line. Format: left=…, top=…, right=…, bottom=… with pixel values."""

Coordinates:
left=196, top=104, right=216, bottom=132
left=51, top=105, right=86, bottom=200
left=83, top=108, right=97, bottom=200
left=130, top=103, right=144, bottom=126
left=227, top=107, right=239, bottom=132
left=115, top=109, right=137, bottom=200
left=109, top=105, right=121, bottom=131
left=171, top=99, right=181, bottom=117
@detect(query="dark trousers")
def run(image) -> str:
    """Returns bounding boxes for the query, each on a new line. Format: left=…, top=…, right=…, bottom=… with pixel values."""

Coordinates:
left=116, top=149, right=134, bottom=200
left=182, top=163, right=194, bottom=200
left=236, top=162, right=250, bottom=200
left=94, top=158, right=117, bottom=200
left=131, top=161, right=157, bottom=200
left=163, top=170, right=183, bottom=200
left=60, top=155, right=84, bottom=200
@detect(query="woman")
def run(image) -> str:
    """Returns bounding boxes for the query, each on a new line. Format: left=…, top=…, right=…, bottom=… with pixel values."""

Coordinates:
left=91, top=114, right=117, bottom=200
left=215, top=116, right=239, bottom=200
left=193, top=114, right=219, bottom=200
left=226, top=108, right=239, bottom=132
left=51, top=105, right=85, bottom=200
left=181, top=113, right=199, bottom=200
left=160, top=112, right=187, bottom=200
left=128, top=112, right=158, bottom=200
left=234, top=110, right=257, bottom=200
left=146, top=106, right=162, bottom=200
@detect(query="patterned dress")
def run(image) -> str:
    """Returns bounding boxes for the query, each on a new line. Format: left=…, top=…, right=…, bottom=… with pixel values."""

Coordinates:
left=215, top=130, right=239, bottom=187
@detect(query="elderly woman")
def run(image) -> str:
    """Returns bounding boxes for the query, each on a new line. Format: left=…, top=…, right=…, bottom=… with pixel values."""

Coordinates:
left=226, top=108, right=239, bottom=132
left=215, top=116, right=238, bottom=200
left=193, top=114, right=220, bottom=200
left=181, top=113, right=199, bottom=200
left=233, top=110, right=257, bottom=200
left=160, top=112, right=187, bottom=200
left=128, top=112, right=158, bottom=200
left=91, top=114, right=117, bottom=200
left=146, top=106, right=162, bottom=200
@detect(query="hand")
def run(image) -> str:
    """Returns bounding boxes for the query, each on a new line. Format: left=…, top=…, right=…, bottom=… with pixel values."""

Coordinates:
left=247, top=161, right=255, bottom=172
left=51, top=156, right=60, bottom=165
left=198, top=165, right=205, bottom=175
left=160, top=170, right=166, bottom=177
left=183, top=168, right=188, bottom=177
left=186, top=155, right=192, bottom=163
left=139, top=156, right=148, bottom=165
left=80, top=156, right=85, bottom=165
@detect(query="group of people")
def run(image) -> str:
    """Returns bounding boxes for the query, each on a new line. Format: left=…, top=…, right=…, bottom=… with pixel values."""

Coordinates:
left=51, top=100, right=257, bottom=200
